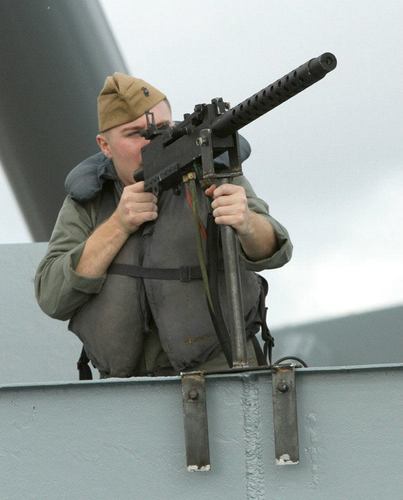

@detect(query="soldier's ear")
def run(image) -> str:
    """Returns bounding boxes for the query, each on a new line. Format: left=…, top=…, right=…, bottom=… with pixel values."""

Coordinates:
left=96, top=133, right=112, bottom=159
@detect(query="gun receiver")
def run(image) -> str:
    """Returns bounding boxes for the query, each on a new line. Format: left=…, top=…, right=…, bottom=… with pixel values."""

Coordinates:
left=137, top=52, right=337, bottom=193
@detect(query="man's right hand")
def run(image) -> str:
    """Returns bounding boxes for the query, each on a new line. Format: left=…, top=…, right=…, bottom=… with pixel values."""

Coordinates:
left=75, top=181, right=158, bottom=278
left=112, top=181, right=158, bottom=234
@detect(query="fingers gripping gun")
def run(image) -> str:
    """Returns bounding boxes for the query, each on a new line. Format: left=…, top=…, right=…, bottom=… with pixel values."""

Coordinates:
left=135, top=53, right=337, bottom=368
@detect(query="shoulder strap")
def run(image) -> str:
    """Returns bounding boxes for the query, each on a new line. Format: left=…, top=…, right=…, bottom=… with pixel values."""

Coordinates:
left=77, top=347, right=93, bottom=380
left=258, top=276, right=274, bottom=365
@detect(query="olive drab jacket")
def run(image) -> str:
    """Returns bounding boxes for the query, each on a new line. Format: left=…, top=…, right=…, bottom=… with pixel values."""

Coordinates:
left=35, top=140, right=293, bottom=376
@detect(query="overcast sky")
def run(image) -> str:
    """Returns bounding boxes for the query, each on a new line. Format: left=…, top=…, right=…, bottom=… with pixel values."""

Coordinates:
left=1, top=0, right=402, bottom=327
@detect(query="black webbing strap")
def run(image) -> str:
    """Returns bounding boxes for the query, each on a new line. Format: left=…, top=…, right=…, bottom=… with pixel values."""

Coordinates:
left=246, top=277, right=274, bottom=367
left=108, top=263, right=202, bottom=282
left=258, top=276, right=274, bottom=366
left=77, top=347, right=93, bottom=380
left=251, top=335, right=268, bottom=366
left=206, top=213, right=233, bottom=367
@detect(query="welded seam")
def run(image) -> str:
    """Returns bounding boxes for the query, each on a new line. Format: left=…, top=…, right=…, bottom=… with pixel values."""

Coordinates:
left=241, top=375, right=265, bottom=499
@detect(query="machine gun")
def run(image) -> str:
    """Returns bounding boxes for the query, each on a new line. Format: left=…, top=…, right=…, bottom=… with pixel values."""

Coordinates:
left=136, top=52, right=337, bottom=193
left=136, top=53, right=337, bottom=367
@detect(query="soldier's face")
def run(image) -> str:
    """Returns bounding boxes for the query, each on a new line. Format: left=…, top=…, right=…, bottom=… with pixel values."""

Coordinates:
left=97, top=100, right=172, bottom=186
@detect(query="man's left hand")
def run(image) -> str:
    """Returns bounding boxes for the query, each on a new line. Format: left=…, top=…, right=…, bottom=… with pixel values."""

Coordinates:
left=205, top=183, right=252, bottom=235
left=205, top=182, right=279, bottom=261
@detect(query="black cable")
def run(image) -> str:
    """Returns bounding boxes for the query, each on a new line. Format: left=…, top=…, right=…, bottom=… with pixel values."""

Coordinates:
left=273, top=356, right=308, bottom=368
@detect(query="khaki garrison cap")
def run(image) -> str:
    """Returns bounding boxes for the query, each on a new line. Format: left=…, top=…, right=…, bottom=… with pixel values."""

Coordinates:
left=97, top=72, right=166, bottom=132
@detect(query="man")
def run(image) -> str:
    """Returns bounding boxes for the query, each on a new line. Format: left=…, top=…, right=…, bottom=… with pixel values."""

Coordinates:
left=35, top=72, right=292, bottom=378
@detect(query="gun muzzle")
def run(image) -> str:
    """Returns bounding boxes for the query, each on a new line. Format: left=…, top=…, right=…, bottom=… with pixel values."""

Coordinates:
left=212, top=52, right=337, bottom=138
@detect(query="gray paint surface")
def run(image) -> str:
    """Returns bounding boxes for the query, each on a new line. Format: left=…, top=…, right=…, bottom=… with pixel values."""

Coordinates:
left=0, top=366, right=402, bottom=499
left=0, top=243, right=81, bottom=385
left=273, top=305, right=403, bottom=367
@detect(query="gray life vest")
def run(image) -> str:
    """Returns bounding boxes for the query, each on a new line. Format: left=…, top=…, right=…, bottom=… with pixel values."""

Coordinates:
left=67, top=138, right=266, bottom=376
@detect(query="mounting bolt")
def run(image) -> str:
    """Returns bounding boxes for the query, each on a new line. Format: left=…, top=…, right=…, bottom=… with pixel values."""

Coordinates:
left=188, top=389, right=199, bottom=400
left=277, top=382, right=289, bottom=393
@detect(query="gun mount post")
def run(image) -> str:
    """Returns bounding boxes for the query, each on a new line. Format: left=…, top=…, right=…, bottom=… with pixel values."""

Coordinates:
left=219, top=209, right=248, bottom=367
left=197, top=126, right=248, bottom=367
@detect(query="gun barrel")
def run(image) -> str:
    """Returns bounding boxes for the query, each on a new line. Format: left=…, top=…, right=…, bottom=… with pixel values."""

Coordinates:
left=212, top=52, right=337, bottom=138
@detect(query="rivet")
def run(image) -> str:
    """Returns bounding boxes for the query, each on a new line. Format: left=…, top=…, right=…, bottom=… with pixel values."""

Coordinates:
left=188, top=389, right=199, bottom=400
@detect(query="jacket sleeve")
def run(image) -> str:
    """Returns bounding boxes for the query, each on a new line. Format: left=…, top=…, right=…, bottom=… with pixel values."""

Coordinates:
left=34, top=196, right=106, bottom=321
left=233, top=175, right=293, bottom=271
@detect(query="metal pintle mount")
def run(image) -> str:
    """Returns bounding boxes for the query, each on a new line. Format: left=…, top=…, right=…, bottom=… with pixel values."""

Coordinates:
left=181, top=371, right=211, bottom=471
left=271, top=364, right=299, bottom=465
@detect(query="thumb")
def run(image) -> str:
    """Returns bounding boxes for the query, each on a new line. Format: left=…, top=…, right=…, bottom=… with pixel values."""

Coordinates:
left=204, top=184, right=217, bottom=198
